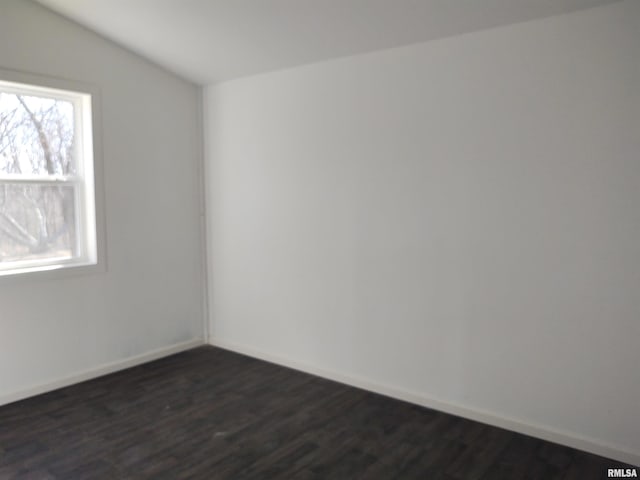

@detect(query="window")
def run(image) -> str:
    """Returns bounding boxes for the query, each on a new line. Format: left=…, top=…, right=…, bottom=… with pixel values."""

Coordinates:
left=0, top=75, right=97, bottom=276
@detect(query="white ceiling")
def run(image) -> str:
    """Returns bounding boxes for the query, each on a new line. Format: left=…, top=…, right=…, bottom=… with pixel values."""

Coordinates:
left=35, top=0, right=619, bottom=85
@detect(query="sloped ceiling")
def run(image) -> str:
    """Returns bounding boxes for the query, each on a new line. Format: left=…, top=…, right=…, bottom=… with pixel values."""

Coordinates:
left=35, top=0, right=619, bottom=84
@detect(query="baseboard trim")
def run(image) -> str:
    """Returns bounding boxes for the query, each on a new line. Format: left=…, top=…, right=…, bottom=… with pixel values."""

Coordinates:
left=210, top=337, right=639, bottom=467
left=0, top=338, right=205, bottom=407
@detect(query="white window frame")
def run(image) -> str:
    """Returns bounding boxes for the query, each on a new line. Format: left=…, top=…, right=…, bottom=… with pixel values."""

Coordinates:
left=0, top=69, right=105, bottom=279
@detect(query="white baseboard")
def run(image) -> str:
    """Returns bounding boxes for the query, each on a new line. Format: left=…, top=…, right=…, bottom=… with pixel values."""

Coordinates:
left=0, top=338, right=205, bottom=407
left=210, top=337, right=640, bottom=467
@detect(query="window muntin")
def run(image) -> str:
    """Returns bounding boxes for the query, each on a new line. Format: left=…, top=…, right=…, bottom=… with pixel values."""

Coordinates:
left=0, top=79, right=96, bottom=276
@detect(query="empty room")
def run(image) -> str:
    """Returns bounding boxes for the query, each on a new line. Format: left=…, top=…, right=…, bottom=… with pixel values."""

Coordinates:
left=0, top=0, right=638, bottom=478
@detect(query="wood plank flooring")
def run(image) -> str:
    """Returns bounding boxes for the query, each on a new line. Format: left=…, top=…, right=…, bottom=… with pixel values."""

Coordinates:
left=0, top=346, right=634, bottom=479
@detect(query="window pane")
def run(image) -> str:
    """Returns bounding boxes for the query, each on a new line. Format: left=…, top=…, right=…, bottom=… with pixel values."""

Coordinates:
left=0, top=92, right=75, bottom=176
left=0, top=183, right=77, bottom=265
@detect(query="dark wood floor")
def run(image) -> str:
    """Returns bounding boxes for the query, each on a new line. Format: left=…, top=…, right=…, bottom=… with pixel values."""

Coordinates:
left=0, top=346, right=634, bottom=479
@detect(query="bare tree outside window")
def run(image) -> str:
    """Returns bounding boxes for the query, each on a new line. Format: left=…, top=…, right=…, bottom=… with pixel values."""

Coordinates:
left=0, top=90, right=78, bottom=265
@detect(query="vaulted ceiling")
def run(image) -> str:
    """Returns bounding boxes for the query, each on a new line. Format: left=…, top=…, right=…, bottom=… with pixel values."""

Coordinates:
left=35, top=0, right=619, bottom=84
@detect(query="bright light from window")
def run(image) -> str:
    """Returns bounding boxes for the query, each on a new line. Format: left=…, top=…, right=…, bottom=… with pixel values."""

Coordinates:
left=0, top=79, right=96, bottom=276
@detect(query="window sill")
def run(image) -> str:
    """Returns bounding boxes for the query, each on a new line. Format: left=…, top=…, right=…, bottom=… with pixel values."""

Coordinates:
left=0, top=259, right=105, bottom=283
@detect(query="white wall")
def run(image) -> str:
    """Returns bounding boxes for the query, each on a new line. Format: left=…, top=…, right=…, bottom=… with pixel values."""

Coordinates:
left=0, top=0, right=204, bottom=402
left=206, top=0, right=640, bottom=464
